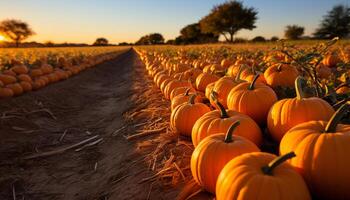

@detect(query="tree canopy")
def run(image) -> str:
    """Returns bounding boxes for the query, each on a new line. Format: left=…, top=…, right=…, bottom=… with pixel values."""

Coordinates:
left=199, top=1, right=258, bottom=43
left=178, top=23, right=218, bottom=44
left=93, top=37, right=109, bottom=46
left=313, top=4, right=350, bottom=39
left=136, top=33, right=164, bottom=45
left=284, top=25, right=304, bottom=40
left=0, top=19, right=35, bottom=47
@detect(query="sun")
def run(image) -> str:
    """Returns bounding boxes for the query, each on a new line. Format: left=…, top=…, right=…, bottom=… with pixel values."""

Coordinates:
left=0, top=35, right=5, bottom=41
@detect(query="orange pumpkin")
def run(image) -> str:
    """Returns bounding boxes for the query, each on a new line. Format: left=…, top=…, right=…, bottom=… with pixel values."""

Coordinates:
left=183, top=68, right=202, bottom=82
left=170, top=86, right=196, bottom=101
left=6, top=83, right=24, bottom=96
left=11, top=64, right=29, bottom=74
left=30, top=68, right=43, bottom=77
left=317, top=64, right=332, bottom=79
left=164, top=79, right=192, bottom=99
left=192, top=95, right=262, bottom=147
left=160, top=78, right=173, bottom=94
left=195, top=73, right=219, bottom=92
left=280, top=103, right=350, bottom=200
left=191, top=121, right=260, bottom=194
left=227, top=74, right=278, bottom=125
left=17, top=74, right=33, bottom=83
left=2, top=70, right=17, bottom=76
left=264, top=64, right=299, bottom=88
left=0, top=87, right=14, bottom=98
left=19, top=81, right=32, bottom=92
left=204, top=82, right=215, bottom=100
left=0, top=74, right=17, bottom=85
left=40, top=63, right=54, bottom=74
left=322, top=53, right=340, bottom=68
left=171, top=88, right=201, bottom=111
left=267, top=76, right=334, bottom=142
left=170, top=95, right=211, bottom=136
left=216, top=152, right=311, bottom=200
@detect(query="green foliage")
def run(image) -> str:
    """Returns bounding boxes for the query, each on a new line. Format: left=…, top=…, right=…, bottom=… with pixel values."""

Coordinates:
left=199, top=1, right=257, bottom=43
left=251, top=36, right=266, bottom=42
left=136, top=33, right=164, bottom=45
left=179, top=23, right=218, bottom=44
left=314, top=5, right=350, bottom=39
left=284, top=25, right=304, bottom=40
left=0, top=19, right=35, bottom=47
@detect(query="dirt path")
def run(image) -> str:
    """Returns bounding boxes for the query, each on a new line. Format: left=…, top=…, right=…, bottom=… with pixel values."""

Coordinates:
left=0, top=49, right=177, bottom=200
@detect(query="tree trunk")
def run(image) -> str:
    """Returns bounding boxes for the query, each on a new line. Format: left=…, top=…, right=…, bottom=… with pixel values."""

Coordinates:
left=230, top=33, right=234, bottom=43
left=15, top=40, right=19, bottom=48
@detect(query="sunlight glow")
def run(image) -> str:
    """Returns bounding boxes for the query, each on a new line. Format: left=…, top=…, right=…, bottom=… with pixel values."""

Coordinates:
left=0, top=35, right=5, bottom=41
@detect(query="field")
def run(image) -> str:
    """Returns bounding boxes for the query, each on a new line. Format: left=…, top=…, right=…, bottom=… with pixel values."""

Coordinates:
left=0, top=38, right=349, bottom=200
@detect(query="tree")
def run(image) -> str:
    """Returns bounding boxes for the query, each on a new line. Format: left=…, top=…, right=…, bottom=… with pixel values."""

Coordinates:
left=284, top=25, right=304, bottom=40
left=180, top=23, right=218, bottom=44
left=135, top=33, right=164, bottom=45
left=270, top=36, right=279, bottom=41
left=313, top=5, right=350, bottom=39
left=251, top=36, right=266, bottom=42
left=93, top=37, right=109, bottom=46
left=200, top=1, right=258, bottom=43
left=0, top=19, right=35, bottom=47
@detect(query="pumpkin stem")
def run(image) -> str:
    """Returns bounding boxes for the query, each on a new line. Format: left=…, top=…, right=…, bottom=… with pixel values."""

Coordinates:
left=325, top=102, right=350, bottom=133
left=295, top=76, right=307, bottom=100
left=248, top=74, right=260, bottom=90
left=224, top=121, right=240, bottom=143
left=234, top=65, right=244, bottom=82
left=184, top=88, right=191, bottom=96
left=210, top=91, right=229, bottom=118
left=277, top=64, right=282, bottom=72
left=261, top=152, right=296, bottom=176
left=188, top=94, right=197, bottom=105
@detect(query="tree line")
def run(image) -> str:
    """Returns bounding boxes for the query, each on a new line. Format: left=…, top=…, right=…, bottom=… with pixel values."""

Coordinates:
left=0, top=1, right=349, bottom=47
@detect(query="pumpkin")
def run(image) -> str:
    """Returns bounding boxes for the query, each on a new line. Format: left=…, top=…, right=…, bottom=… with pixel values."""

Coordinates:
left=183, top=68, right=202, bottom=82
left=227, top=74, right=278, bottom=125
left=6, top=83, right=23, bottom=96
left=264, top=64, right=299, bottom=88
left=191, top=121, right=260, bottom=194
left=192, top=94, right=262, bottom=147
left=322, top=53, right=340, bottom=68
left=211, top=66, right=245, bottom=108
left=317, top=64, right=332, bottom=79
left=267, top=76, right=334, bottom=142
left=195, top=73, right=219, bottom=92
left=2, top=70, right=17, bottom=76
left=30, top=68, right=43, bottom=77
left=280, top=103, right=350, bottom=200
left=19, top=81, right=32, bottom=92
left=216, top=152, right=311, bottom=200
left=205, top=82, right=215, bottom=100
left=171, top=88, right=202, bottom=111
left=170, top=86, right=196, bottom=101
left=41, top=63, right=54, bottom=74
left=170, top=95, right=211, bottom=136
left=221, top=59, right=234, bottom=69
left=11, top=64, right=29, bottom=74
left=160, top=78, right=173, bottom=94
left=0, top=74, right=17, bottom=85
left=17, top=74, right=33, bottom=83
left=0, top=87, right=14, bottom=98
left=164, top=79, right=192, bottom=99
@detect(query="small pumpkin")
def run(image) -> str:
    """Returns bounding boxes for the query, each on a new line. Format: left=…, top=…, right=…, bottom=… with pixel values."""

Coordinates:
left=280, top=103, right=350, bottom=200
left=6, top=83, right=24, bottom=96
left=17, top=74, right=33, bottom=83
left=170, top=86, right=196, bottom=101
left=30, top=68, right=43, bottom=77
left=19, top=81, right=32, bottom=92
left=164, top=79, right=192, bottom=99
left=264, top=64, right=299, bottom=88
left=195, top=73, right=219, bottom=92
left=170, top=95, right=211, bottom=136
left=11, top=64, right=29, bottom=74
left=216, top=152, right=311, bottom=200
left=192, top=94, right=262, bottom=147
left=322, top=53, right=341, bottom=68
left=0, top=87, right=14, bottom=98
left=191, top=121, right=260, bottom=194
left=227, top=74, right=278, bottom=125
left=171, top=88, right=202, bottom=111
left=267, top=76, right=334, bottom=142
left=0, top=74, right=17, bottom=85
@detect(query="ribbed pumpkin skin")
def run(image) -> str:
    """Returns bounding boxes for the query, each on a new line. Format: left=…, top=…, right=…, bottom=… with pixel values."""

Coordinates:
left=191, top=133, right=259, bottom=194
left=11, top=64, right=29, bottom=74
left=227, top=82, right=277, bottom=125
left=264, top=64, right=299, bottom=88
left=216, top=152, right=311, bottom=200
left=205, top=82, right=215, bottom=99
left=191, top=110, right=262, bottom=147
left=170, top=102, right=210, bottom=137
left=212, top=77, right=241, bottom=108
left=267, top=98, right=334, bottom=142
left=17, top=74, right=33, bottom=83
left=170, top=86, right=196, bottom=101
left=280, top=121, right=350, bottom=200
left=0, top=74, right=17, bottom=84
left=322, top=54, right=340, bottom=68
left=19, top=81, right=33, bottom=92
left=195, top=73, right=219, bottom=92
left=164, top=80, right=192, bottom=99
left=171, top=93, right=202, bottom=111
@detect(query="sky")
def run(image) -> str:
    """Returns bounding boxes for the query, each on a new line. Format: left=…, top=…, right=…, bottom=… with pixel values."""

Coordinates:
left=0, top=0, right=348, bottom=44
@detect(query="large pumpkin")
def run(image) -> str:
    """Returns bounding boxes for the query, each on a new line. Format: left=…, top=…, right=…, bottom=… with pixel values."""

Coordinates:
left=191, top=121, right=260, bottom=194
left=163, top=79, right=192, bottom=99
left=227, top=74, right=278, bottom=125
left=195, top=73, right=219, bottom=92
left=170, top=95, right=211, bottom=136
left=192, top=95, right=262, bottom=147
left=216, top=152, right=311, bottom=200
left=170, top=86, right=196, bottom=101
left=280, top=103, right=350, bottom=200
left=171, top=88, right=202, bottom=111
left=264, top=64, right=299, bottom=88
left=267, top=76, right=334, bottom=142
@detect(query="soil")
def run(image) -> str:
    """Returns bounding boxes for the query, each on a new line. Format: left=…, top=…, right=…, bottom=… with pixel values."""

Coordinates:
left=0, top=49, right=179, bottom=200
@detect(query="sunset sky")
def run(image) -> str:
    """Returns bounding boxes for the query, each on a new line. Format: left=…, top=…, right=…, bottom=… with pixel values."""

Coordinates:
left=0, top=0, right=348, bottom=44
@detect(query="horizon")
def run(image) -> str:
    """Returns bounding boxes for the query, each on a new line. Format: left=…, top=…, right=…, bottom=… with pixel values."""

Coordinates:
left=0, top=0, right=348, bottom=44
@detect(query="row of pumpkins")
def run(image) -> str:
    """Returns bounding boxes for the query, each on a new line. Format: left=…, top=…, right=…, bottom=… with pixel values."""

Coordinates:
left=0, top=52, right=121, bottom=98
left=136, top=48, right=349, bottom=200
